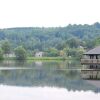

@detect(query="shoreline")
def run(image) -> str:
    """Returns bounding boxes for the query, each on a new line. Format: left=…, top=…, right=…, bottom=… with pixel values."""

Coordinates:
left=2, top=57, right=78, bottom=60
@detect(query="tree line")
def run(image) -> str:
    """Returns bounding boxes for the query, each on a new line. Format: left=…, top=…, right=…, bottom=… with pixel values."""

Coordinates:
left=0, top=22, right=100, bottom=59
left=0, top=40, right=27, bottom=60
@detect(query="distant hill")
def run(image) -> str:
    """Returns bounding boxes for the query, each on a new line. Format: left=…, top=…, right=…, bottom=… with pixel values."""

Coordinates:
left=0, top=22, right=100, bottom=51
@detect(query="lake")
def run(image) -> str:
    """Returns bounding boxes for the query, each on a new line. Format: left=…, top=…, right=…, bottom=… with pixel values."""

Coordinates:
left=0, top=60, right=100, bottom=100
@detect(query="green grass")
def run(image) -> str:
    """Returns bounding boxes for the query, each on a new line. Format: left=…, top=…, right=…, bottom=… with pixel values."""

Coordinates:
left=4, top=57, right=16, bottom=60
left=27, top=57, right=67, bottom=60
left=2, top=56, right=78, bottom=61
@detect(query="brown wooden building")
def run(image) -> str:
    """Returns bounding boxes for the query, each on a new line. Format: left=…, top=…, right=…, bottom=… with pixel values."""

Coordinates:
left=81, top=46, right=100, bottom=64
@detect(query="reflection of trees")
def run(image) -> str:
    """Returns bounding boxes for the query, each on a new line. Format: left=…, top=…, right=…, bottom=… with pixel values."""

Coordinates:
left=81, top=64, right=100, bottom=93
left=0, top=68, right=95, bottom=92
left=15, top=60, right=26, bottom=67
left=0, top=60, right=28, bottom=67
left=0, top=60, right=15, bottom=67
left=0, top=60, right=97, bottom=92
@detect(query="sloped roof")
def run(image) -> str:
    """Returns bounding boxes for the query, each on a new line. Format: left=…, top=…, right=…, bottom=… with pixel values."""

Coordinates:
left=84, top=46, right=100, bottom=55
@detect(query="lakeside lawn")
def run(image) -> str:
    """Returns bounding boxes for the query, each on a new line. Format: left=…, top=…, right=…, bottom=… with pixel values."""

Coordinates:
left=3, top=56, right=78, bottom=61
left=3, top=57, right=68, bottom=60
left=27, top=57, right=67, bottom=60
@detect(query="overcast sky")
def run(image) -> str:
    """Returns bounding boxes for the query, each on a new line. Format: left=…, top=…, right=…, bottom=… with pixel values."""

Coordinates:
left=0, top=0, right=100, bottom=28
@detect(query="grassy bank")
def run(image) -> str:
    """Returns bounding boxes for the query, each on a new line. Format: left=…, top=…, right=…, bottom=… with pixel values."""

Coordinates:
left=2, top=56, right=78, bottom=61
left=27, top=57, right=67, bottom=60
left=2, top=57, right=66, bottom=60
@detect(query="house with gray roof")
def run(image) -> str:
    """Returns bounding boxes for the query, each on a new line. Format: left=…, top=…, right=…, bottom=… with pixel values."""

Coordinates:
left=81, top=46, right=100, bottom=64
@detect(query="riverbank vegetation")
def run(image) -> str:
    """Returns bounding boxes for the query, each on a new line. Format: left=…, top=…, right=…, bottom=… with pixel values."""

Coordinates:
left=0, top=22, right=100, bottom=60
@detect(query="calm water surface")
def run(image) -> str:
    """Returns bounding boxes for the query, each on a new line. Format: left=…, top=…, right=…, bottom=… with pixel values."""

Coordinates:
left=0, top=60, right=100, bottom=100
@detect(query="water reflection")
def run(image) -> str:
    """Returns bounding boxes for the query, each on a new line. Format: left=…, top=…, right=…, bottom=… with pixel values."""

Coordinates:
left=81, top=63, right=100, bottom=94
left=0, top=60, right=26, bottom=67
left=81, top=64, right=100, bottom=80
left=0, top=60, right=99, bottom=93
left=81, top=70, right=100, bottom=79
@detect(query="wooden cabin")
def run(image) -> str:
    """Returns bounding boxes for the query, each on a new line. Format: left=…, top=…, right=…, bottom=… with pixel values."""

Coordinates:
left=81, top=46, right=100, bottom=64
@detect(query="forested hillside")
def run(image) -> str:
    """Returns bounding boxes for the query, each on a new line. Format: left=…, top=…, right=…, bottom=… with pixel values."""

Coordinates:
left=0, top=22, right=100, bottom=57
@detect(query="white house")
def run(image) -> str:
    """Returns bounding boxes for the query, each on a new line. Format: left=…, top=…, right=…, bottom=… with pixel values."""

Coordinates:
left=3, top=53, right=15, bottom=58
left=35, top=52, right=43, bottom=57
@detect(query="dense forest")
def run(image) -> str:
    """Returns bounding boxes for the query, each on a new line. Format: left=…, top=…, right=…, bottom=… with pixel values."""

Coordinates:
left=0, top=22, right=100, bottom=58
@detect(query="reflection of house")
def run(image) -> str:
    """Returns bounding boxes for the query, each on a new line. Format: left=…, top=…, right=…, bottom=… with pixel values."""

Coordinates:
left=35, top=61, right=43, bottom=66
left=81, top=64, right=100, bottom=80
left=81, top=46, right=100, bottom=64
left=81, top=69, right=100, bottom=79
left=82, top=64, right=100, bottom=69
left=35, top=52, right=43, bottom=57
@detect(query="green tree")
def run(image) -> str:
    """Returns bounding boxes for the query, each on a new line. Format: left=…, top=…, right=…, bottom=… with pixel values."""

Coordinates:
left=45, top=48, right=59, bottom=57
left=0, top=48, right=4, bottom=60
left=66, top=38, right=80, bottom=48
left=1, top=40, right=11, bottom=56
left=85, top=40, right=95, bottom=49
left=14, top=46, right=27, bottom=60
left=94, top=37, right=100, bottom=46
left=76, top=47, right=85, bottom=59
left=63, top=47, right=70, bottom=56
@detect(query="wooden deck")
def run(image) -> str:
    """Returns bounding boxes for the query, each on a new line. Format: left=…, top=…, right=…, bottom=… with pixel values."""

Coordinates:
left=81, top=59, right=100, bottom=64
